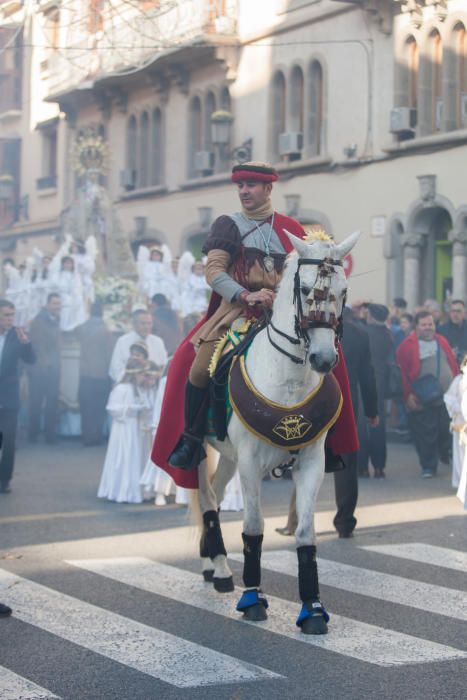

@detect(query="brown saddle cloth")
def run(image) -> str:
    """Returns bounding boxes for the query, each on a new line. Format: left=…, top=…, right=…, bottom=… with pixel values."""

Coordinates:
left=228, top=355, right=343, bottom=450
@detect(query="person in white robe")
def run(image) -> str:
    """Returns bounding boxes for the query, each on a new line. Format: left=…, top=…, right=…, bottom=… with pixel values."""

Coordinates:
left=444, top=372, right=464, bottom=489
left=71, top=237, right=97, bottom=306
left=456, top=358, right=467, bottom=509
left=49, top=255, right=87, bottom=332
left=4, top=261, right=33, bottom=327
left=140, top=375, right=189, bottom=506
left=109, top=309, right=168, bottom=382
left=137, top=244, right=175, bottom=302
left=179, top=260, right=210, bottom=319
left=97, top=359, right=149, bottom=503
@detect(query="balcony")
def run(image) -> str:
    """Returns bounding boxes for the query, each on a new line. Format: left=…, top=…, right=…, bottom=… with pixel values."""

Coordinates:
left=45, top=0, right=238, bottom=99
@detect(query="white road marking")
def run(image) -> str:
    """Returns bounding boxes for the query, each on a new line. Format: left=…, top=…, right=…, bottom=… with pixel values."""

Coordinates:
left=238, top=550, right=467, bottom=622
left=68, top=557, right=467, bottom=667
left=0, top=569, right=280, bottom=688
left=0, top=666, right=59, bottom=700
left=361, top=543, right=467, bottom=574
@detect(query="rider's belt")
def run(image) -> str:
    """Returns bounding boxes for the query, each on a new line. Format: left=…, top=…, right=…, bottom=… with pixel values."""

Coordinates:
left=229, top=356, right=343, bottom=450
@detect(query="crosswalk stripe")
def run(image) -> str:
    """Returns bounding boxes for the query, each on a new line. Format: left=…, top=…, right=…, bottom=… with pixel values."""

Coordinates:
left=0, top=665, right=60, bottom=700
left=0, top=568, right=281, bottom=688
left=68, top=557, right=467, bottom=667
left=360, top=543, right=467, bottom=574
left=236, top=550, right=467, bottom=622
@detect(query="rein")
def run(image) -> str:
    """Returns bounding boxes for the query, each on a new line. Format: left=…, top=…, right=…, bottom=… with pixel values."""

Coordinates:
left=266, top=256, right=345, bottom=366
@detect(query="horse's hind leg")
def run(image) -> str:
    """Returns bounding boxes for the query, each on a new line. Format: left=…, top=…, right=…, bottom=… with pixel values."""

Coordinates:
left=293, top=450, right=329, bottom=635
left=236, top=461, right=268, bottom=621
left=198, top=458, right=234, bottom=592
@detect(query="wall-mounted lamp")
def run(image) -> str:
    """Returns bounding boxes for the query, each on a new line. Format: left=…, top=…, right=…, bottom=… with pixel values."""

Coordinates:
left=210, top=110, right=253, bottom=164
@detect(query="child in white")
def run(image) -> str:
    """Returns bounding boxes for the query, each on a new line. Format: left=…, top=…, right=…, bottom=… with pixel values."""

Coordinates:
left=98, top=359, right=148, bottom=503
left=444, top=369, right=465, bottom=490
left=457, top=358, right=467, bottom=509
left=140, top=376, right=188, bottom=506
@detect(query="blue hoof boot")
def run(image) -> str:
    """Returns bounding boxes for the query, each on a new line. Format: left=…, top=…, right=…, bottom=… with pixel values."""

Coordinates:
left=296, top=601, right=329, bottom=635
left=236, top=589, right=269, bottom=621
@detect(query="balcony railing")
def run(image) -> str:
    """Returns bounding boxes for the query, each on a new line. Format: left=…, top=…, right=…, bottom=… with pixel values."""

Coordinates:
left=44, top=0, right=238, bottom=97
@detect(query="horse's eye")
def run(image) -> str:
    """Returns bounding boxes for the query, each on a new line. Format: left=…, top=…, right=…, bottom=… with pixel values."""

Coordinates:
left=301, top=286, right=311, bottom=296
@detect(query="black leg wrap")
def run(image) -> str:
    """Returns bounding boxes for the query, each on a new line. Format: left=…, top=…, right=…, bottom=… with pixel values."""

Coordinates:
left=199, top=525, right=209, bottom=558
left=242, top=533, right=263, bottom=589
left=203, top=510, right=227, bottom=559
left=297, top=545, right=320, bottom=603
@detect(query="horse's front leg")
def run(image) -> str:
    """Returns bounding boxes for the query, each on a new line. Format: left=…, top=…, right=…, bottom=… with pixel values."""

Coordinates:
left=293, top=444, right=329, bottom=635
left=197, top=458, right=234, bottom=592
left=236, top=458, right=268, bottom=622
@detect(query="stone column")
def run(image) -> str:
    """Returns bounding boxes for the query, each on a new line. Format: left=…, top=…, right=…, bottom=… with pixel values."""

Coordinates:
left=451, top=231, right=467, bottom=302
left=401, top=233, right=424, bottom=311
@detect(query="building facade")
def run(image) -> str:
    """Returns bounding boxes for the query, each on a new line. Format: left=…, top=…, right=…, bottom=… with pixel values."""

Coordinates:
left=0, top=0, right=466, bottom=308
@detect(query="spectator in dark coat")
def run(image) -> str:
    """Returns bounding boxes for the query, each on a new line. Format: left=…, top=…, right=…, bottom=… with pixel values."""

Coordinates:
left=28, top=293, right=61, bottom=444
left=276, top=308, right=379, bottom=539
left=75, top=303, right=115, bottom=446
left=0, top=299, right=36, bottom=492
left=151, top=293, right=182, bottom=357
left=438, top=299, right=467, bottom=365
left=358, top=303, right=394, bottom=478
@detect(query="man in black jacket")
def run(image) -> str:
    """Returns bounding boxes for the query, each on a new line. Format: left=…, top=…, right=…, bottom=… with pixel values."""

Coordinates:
left=438, top=299, right=467, bottom=365
left=0, top=299, right=36, bottom=492
left=28, top=294, right=61, bottom=444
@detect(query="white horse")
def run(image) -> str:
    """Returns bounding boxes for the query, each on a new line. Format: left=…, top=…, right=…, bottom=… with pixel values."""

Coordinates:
left=196, top=230, right=359, bottom=635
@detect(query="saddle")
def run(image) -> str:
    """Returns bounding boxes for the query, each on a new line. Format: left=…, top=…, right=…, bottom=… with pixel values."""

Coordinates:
left=208, top=320, right=343, bottom=451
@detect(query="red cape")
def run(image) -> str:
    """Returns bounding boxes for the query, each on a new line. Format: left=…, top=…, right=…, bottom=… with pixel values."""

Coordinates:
left=151, top=213, right=358, bottom=487
left=396, top=331, right=458, bottom=400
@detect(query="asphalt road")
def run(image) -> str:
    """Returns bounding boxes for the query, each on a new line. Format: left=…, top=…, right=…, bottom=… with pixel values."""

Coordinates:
left=0, top=438, right=466, bottom=700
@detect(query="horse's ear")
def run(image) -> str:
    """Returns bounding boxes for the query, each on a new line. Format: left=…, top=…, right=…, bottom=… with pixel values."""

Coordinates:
left=283, top=229, right=310, bottom=258
left=334, top=231, right=360, bottom=260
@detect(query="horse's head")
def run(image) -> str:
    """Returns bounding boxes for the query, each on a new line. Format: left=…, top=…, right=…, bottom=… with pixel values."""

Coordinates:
left=280, top=230, right=360, bottom=373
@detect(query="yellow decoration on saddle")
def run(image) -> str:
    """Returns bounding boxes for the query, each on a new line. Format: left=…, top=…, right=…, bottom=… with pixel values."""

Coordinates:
left=208, top=320, right=253, bottom=378
left=303, top=226, right=333, bottom=243
left=272, top=415, right=313, bottom=441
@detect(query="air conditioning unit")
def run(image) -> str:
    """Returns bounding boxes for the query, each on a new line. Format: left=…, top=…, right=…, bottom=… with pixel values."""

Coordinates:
left=389, top=107, right=417, bottom=134
left=279, top=132, right=304, bottom=157
left=460, top=93, right=467, bottom=127
left=435, top=99, right=443, bottom=130
left=120, top=168, right=136, bottom=191
left=194, top=150, right=215, bottom=175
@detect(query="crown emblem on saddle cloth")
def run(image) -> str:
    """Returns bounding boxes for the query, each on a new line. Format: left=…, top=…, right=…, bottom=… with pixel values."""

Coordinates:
left=272, top=415, right=313, bottom=441
left=229, top=356, right=343, bottom=450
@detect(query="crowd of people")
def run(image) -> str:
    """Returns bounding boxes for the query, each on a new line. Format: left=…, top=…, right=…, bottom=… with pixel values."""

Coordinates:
left=0, top=238, right=245, bottom=510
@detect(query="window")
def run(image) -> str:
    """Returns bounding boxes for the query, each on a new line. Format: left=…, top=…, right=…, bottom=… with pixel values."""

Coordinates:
left=407, top=36, right=419, bottom=109
left=430, top=30, right=443, bottom=131
left=0, top=28, right=22, bottom=113
left=139, top=111, right=149, bottom=188
left=289, top=65, right=304, bottom=133
left=271, top=71, right=286, bottom=161
left=204, top=91, right=217, bottom=152
left=151, top=108, right=163, bottom=186
left=126, top=115, right=138, bottom=189
left=188, top=96, right=202, bottom=178
left=0, top=138, right=21, bottom=226
left=37, top=124, right=58, bottom=189
left=455, top=23, right=467, bottom=128
left=308, top=60, right=323, bottom=156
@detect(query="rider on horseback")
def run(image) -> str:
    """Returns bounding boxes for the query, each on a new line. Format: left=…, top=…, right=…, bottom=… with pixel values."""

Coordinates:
left=168, top=162, right=309, bottom=470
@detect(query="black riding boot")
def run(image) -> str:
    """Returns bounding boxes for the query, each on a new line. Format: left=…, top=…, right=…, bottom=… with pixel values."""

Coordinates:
left=324, top=447, right=346, bottom=473
left=168, top=381, right=209, bottom=470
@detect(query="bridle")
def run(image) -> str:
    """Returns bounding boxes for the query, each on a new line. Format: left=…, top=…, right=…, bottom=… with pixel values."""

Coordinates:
left=266, top=257, right=346, bottom=365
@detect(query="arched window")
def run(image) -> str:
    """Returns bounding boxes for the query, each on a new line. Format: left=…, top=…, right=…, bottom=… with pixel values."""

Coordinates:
left=126, top=115, right=138, bottom=189
left=455, top=23, right=467, bottom=127
left=271, top=70, right=286, bottom=161
left=308, top=60, right=324, bottom=156
left=289, top=65, right=304, bottom=133
left=430, top=29, right=443, bottom=131
left=220, top=85, right=231, bottom=111
left=139, top=111, right=149, bottom=188
left=407, top=36, right=419, bottom=108
left=204, top=90, right=217, bottom=152
left=151, top=108, right=163, bottom=186
left=188, top=96, right=202, bottom=178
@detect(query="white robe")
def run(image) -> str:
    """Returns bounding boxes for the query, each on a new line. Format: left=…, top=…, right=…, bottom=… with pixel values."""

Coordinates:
left=50, top=270, right=87, bottom=332
left=139, top=377, right=188, bottom=504
left=179, top=274, right=210, bottom=318
left=458, top=373, right=467, bottom=509
left=97, top=383, right=146, bottom=503
left=444, top=375, right=464, bottom=489
left=109, top=331, right=168, bottom=382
